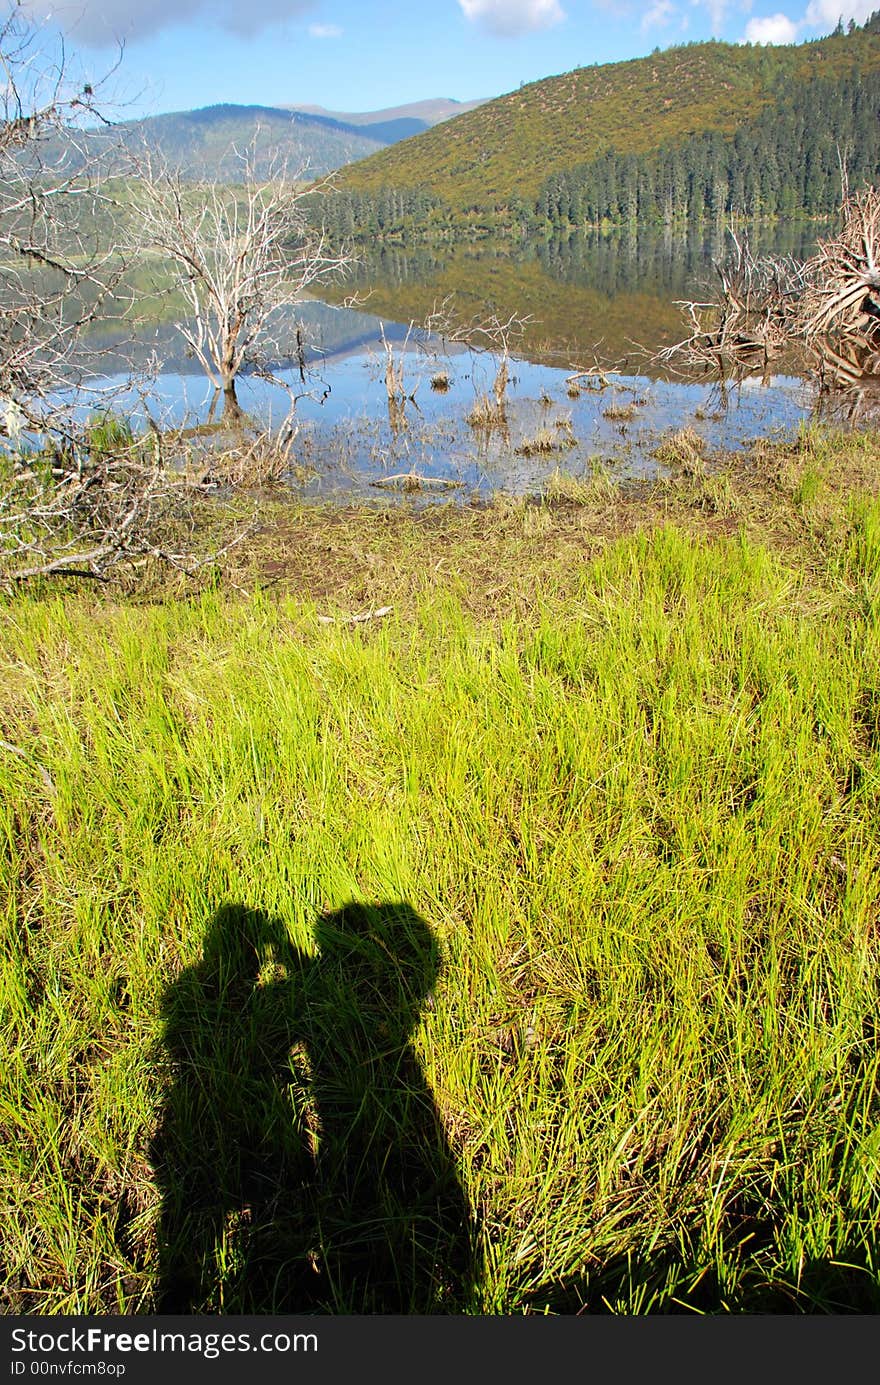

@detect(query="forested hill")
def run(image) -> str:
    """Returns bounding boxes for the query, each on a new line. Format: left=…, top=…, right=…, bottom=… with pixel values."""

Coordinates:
left=532, top=66, right=879, bottom=231
left=330, top=21, right=880, bottom=234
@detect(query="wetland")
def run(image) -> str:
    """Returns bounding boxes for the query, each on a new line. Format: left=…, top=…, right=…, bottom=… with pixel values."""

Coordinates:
left=91, top=223, right=833, bottom=499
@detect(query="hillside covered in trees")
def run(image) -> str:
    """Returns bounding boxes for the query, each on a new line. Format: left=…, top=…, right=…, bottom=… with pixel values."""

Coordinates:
left=327, top=19, right=880, bottom=239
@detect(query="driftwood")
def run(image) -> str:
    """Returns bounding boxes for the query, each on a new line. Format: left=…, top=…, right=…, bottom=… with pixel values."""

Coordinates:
left=660, top=187, right=880, bottom=400
left=317, top=606, right=394, bottom=627
left=369, top=472, right=461, bottom=492
left=566, top=367, right=611, bottom=391
left=801, top=189, right=880, bottom=336
left=0, top=445, right=254, bottom=587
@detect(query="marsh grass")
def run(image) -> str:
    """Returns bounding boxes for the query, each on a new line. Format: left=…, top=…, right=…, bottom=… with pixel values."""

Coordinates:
left=602, top=401, right=639, bottom=422
left=654, top=426, right=708, bottom=475
left=205, top=431, right=294, bottom=489
left=542, top=461, right=619, bottom=507
left=466, top=394, right=507, bottom=431
left=515, top=421, right=577, bottom=458
left=2, top=427, right=880, bottom=1314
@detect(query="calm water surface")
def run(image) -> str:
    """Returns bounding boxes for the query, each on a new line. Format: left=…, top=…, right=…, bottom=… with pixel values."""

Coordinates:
left=95, top=226, right=827, bottom=498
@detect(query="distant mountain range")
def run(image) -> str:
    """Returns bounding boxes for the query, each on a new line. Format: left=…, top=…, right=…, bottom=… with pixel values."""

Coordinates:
left=81, top=97, right=488, bottom=182
left=285, top=98, right=487, bottom=147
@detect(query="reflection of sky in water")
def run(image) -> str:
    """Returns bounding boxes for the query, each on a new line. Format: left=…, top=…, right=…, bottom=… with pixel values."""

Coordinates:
left=93, top=330, right=810, bottom=500
left=64, top=226, right=825, bottom=501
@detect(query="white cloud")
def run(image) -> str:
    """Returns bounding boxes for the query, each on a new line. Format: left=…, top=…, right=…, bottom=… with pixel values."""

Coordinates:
left=804, top=0, right=874, bottom=24
left=20, top=0, right=314, bottom=45
left=740, top=0, right=871, bottom=43
left=308, top=22, right=342, bottom=38
left=743, top=10, right=798, bottom=39
left=704, top=0, right=732, bottom=28
left=457, top=0, right=566, bottom=37
left=642, top=0, right=677, bottom=28
left=689, top=0, right=751, bottom=34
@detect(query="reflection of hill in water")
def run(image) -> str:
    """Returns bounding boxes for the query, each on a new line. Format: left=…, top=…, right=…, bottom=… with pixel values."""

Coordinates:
left=77, top=226, right=828, bottom=381
left=327, top=226, right=827, bottom=370
left=82, top=300, right=406, bottom=377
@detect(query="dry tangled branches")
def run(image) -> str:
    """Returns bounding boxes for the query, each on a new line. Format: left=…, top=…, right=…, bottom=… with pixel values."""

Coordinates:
left=801, top=187, right=880, bottom=388
left=660, top=187, right=880, bottom=398
left=0, top=11, right=263, bottom=587
left=660, top=235, right=808, bottom=377
left=424, top=298, right=534, bottom=429
left=0, top=5, right=130, bottom=437
left=0, top=438, right=253, bottom=588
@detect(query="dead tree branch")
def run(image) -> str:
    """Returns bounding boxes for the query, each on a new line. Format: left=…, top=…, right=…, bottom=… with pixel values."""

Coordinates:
left=424, top=296, right=534, bottom=429
left=799, top=186, right=880, bottom=388
left=126, top=149, right=356, bottom=424
left=0, top=437, right=256, bottom=587
left=659, top=187, right=880, bottom=399
left=0, top=3, right=131, bottom=442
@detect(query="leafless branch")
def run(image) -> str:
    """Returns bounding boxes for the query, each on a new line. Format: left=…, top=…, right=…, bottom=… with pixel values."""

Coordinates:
left=659, top=186, right=880, bottom=400
left=126, top=147, right=357, bottom=424
left=0, top=436, right=257, bottom=587
left=424, top=296, right=534, bottom=429
left=0, top=3, right=132, bottom=441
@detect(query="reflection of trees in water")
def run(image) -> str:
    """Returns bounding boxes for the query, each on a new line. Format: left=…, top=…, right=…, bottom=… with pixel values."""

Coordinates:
left=537, top=230, right=725, bottom=298
left=339, top=229, right=832, bottom=365
left=349, top=227, right=829, bottom=306
left=347, top=245, right=443, bottom=290
left=151, top=901, right=477, bottom=1314
left=535, top=225, right=828, bottom=299
left=73, top=226, right=834, bottom=386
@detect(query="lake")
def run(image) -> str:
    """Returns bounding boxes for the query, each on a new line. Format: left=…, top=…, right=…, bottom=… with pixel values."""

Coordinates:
left=84, top=225, right=829, bottom=499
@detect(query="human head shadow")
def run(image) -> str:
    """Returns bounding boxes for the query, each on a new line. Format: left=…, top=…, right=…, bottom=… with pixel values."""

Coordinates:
left=151, top=900, right=476, bottom=1313
left=306, top=901, right=474, bottom=1312
left=150, top=904, right=313, bottom=1312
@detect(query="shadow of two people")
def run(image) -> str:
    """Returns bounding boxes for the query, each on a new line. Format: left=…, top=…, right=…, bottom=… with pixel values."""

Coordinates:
left=150, top=901, right=477, bottom=1314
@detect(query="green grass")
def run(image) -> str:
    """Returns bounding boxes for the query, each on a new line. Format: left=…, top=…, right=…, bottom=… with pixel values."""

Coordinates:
left=2, top=437, right=880, bottom=1313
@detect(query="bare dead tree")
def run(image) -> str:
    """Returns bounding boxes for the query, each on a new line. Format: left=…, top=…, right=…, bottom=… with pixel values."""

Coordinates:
left=127, top=150, right=356, bottom=424
left=0, top=8, right=257, bottom=586
left=0, top=3, right=129, bottom=442
left=424, top=297, right=533, bottom=430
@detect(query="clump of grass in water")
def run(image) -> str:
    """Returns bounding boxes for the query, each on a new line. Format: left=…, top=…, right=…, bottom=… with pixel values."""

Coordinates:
left=516, top=421, right=577, bottom=457
left=602, top=400, right=639, bottom=422
left=467, top=394, right=506, bottom=430
left=431, top=372, right=451, bottom=393
left=86, top=413, right=136, bottom=460
left=654, top=426, right=707, bottom=474
left=543, top=460, right=617, bottom=504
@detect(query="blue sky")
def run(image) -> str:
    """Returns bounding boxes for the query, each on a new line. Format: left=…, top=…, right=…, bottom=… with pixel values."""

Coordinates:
left=20, top=0, right=877, bottom=118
